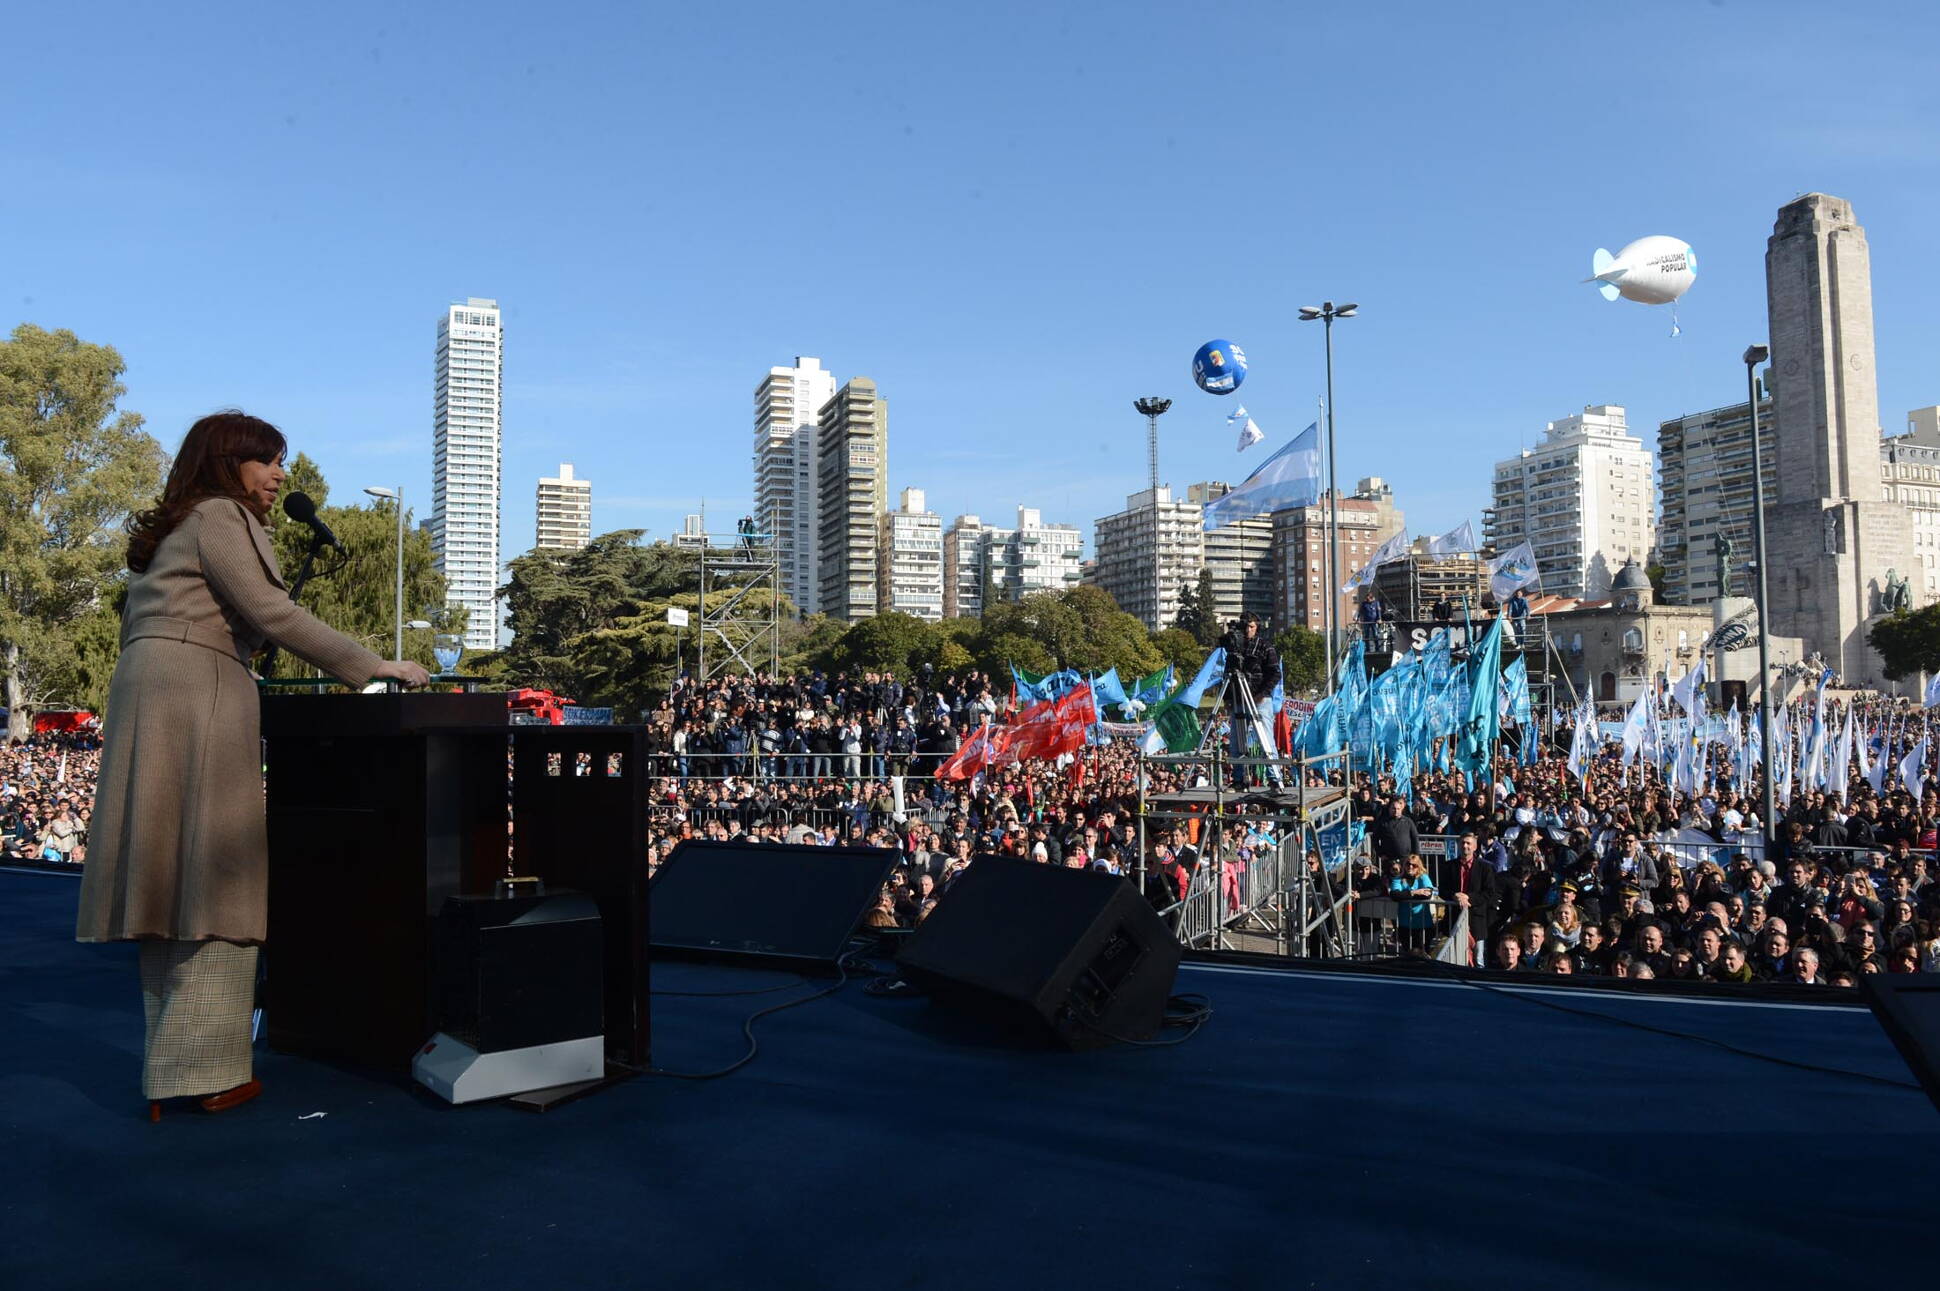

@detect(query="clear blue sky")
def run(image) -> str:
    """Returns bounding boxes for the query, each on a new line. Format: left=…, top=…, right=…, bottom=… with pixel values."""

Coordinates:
left=9, top=0, right=1939, bottom=565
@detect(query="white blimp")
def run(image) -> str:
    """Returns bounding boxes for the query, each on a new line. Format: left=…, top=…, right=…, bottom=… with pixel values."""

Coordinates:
left=1586, top=236, right=1697, bottom=305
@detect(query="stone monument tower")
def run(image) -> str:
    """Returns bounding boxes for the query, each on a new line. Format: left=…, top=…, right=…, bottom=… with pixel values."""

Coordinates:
left=1761, top=193, right=1914, bottom=689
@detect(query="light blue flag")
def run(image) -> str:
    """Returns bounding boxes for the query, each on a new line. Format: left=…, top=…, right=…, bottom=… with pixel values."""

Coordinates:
left=1090, top=667, right=1129, bottom=708
left=1293, top=694, right=1343, bottom=759
left=1011, top=665, right=1050, bottom=704
left=1044, top=669, right=1085, bottom=699
left=1201, top=423, right=1321, bottom=531
left=1179, top=648, right=1228, bottom=709
left=1456, top=616, right=1505, bottom=774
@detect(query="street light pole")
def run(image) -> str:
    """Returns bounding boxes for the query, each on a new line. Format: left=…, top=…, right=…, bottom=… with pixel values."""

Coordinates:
left=364, top=485, right=406, bottom=658
left=1134, top=397, right=1172, bottom=635
left=1300, top=301, right=1359, bottom=696
left=1744, top=345, right=1777, bottom=853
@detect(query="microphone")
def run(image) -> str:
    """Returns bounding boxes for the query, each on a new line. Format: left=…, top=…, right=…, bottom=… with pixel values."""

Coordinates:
left=282, top=491, right=343, bottom=551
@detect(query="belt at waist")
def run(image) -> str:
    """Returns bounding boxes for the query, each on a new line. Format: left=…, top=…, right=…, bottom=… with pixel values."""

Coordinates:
left=125, top=616, right=248, bottom=661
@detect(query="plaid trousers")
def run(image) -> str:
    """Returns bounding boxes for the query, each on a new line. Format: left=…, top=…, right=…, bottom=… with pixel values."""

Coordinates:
left=139, top=939, right=259, bottom=1100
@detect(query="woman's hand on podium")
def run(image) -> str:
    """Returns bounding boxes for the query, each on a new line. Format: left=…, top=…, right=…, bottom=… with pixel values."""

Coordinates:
left=371, top=660, right=432, bottom=689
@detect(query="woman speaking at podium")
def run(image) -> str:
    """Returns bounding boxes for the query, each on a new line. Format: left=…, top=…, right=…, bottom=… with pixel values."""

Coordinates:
left=75, top=412, right=430, bottom=1120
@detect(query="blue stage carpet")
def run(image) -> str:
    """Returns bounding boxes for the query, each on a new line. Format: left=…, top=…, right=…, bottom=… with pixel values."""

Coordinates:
left=4, top=870, right=1931, bottom=1289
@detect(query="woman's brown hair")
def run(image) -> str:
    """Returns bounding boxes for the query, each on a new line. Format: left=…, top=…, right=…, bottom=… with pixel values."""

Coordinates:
left=127, top=411, right=287, bottom=572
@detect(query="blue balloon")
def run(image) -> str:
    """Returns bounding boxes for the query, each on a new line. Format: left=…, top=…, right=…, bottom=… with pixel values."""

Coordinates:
left=1192, top=339, right=1247, bottom=395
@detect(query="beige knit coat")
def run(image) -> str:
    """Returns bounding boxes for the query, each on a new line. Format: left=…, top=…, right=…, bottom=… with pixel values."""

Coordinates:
left=76, top=497, right=385, bottom=944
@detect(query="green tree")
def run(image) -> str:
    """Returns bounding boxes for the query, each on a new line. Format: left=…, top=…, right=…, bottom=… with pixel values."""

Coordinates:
left=1175, top=569, right=1219, bottom=647
left=1152, top=627, right=1206, bottom=676
left=1869, top=605, right=1940, bottom=681
left=978, top=563, right=1001, bottom=617
left=1274, top=624, right=1327, bottom=694
left=823, top=611, right=935, bottom=673
left=0, top=325, right=167, bottom=735
left=498, top=531, right=693, bottom=691
left=265, top=454, right=451, bottom=676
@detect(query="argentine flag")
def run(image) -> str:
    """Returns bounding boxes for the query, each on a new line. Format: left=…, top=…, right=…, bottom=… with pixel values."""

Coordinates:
left=1202, top=423, right=1321, bottom=530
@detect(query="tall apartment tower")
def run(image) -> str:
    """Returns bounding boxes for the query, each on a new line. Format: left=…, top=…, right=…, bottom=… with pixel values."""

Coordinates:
left=878, top=488, right=944, bottom=620
left=1093, top=486, right=1205, bottom=631
left=1656, top=397, right=1776, bottom=605
left=753, top=357, right=837, bottom=615
left=1762, top=194, right=1916, bottom=686
left=1188, top=482, right=1277, bottom=627
left=943, top=514, right=988, bottom=618
left=431, top=297, right=503, bottom=652
left=1484, top=406, right=1654, bottom=599
left=816, top=378, right=888, bottom=621
left=535, top=463, right=592, bottom=552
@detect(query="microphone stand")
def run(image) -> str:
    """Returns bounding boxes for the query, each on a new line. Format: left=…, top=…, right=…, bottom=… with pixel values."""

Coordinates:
left=259, top=530, right=331, bottom=679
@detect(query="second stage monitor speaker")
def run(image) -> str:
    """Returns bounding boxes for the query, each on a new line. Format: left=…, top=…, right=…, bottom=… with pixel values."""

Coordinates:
left=649, top=839, right=896, bottom=968
left=897, top=855, right=1182, bottom=1049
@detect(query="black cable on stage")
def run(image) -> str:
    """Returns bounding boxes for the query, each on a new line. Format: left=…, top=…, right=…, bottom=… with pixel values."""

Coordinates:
left=636, top=951, right=863, bottom=1081
left=1433, top=964, right=1919, bottom=1093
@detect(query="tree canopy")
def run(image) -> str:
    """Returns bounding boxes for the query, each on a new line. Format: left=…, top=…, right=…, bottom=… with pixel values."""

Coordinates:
left=1868, top=605, right=1940, bottom=682
left=0, top=325, right=166, bottom=735
left=265, top=454, right=451, bottom=677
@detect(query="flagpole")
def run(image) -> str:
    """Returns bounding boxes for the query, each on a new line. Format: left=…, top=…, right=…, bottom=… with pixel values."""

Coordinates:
left=1742, top=345, right=1779, bottom=856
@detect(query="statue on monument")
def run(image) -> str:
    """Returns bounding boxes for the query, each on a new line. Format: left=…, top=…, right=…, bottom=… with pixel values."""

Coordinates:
left=1881, top=567, right=1912, bottom=614
left=1713, top=532, right=1734, bottom=600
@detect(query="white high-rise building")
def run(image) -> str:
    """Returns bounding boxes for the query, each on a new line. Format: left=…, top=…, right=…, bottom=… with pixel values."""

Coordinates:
left=1093, top=486, right=1205, bottom=631
left=535, top=463, right=592, bottom=552
left=1189, top=482, right=1277, bottom=627
left=431, top=297, right=503, bottom=652
left=878, top=488, right=945, bottom=621
left=941, top=506, right=1084, bottom=617
left=1484, top=405, right=1654, bottom=600
left=753, top=357, right=837, bottom=614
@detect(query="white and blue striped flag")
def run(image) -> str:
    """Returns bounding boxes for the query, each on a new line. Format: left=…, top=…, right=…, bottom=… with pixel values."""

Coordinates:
left=1201, top=423, right=1321, bottom=530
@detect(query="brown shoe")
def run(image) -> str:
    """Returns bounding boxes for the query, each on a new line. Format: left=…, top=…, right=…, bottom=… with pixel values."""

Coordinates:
left=199, top=1079, right=262, bottom=1114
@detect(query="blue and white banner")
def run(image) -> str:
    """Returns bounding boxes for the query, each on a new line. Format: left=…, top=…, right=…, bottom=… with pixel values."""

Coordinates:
left=1344, top=531, right=1410, bottom=592
left=1487, top=542, right=1541, bottom=600
left=1202, top=423, right=1321, bottom=530
left=1426, top=520, right=1475, bottom=558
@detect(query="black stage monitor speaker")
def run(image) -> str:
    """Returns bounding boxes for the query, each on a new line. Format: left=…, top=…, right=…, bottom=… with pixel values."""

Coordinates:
left=432, top=890, right=604, bottom=1055
left=649, top=840, right=896, bottom=968
left=897, top=856, right=1182, bottom=1049
left=415, top=889, right=606, bottom=1103
left=1860, top=974, right=1940, bottom=1115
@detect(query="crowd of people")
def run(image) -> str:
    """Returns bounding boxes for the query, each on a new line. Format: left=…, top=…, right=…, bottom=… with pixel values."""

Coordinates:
left=24, top=658, right=1940, bottom=993
left=0, top=732, right=101, bottom=867
left=632, top=669, right=1940, bottom=994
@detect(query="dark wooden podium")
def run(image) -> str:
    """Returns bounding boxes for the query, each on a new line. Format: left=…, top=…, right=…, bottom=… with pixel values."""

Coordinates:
left=262, top=691, right=651, bottom=1075
left=263, top=691, right=508, bottom=1071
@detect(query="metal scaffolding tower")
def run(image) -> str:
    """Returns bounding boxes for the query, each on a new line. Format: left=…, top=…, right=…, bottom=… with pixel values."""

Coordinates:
left=695, top=507, right=782, bottom=682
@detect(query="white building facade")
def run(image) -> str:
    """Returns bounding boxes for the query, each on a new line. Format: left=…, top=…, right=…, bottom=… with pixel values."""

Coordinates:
left=1093, top=486, right=1205, bottom=631
left=943, top=507, right=1084, bottom=617
left=431, top=297, right=503, bottom=652
left=535, top=463, right=592, bottom=552
left=878, top=488, right=945, bottom=621
left=753, top=357, right=837, bottom=615
left=1485, top=405, right=1654, bottom=600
